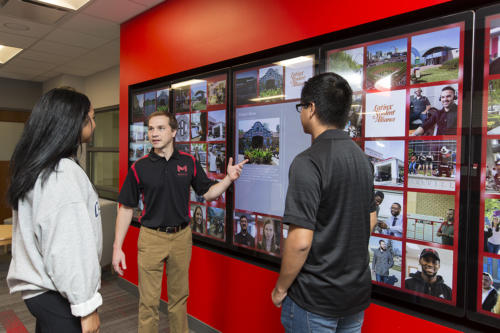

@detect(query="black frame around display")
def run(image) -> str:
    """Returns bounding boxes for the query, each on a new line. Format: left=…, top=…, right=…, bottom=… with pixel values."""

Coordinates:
left=126, top=9, right=500, bottom=324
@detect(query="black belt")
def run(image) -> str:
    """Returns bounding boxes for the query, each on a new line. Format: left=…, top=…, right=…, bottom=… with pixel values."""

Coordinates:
left=144, top=221, right=189, bottom=233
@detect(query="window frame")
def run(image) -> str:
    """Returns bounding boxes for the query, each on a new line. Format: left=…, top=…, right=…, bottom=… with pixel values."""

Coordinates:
left=86, top=104, right=119, bottom=200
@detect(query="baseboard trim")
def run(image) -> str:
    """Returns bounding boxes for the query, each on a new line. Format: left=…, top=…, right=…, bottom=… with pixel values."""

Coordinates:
left=115, top=276, right=220, bottom=333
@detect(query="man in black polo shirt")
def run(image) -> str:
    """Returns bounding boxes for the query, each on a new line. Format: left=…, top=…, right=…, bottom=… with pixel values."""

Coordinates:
left=271, top=73, right=377, bottom=332
left=112, top=111, right=246, bottom=333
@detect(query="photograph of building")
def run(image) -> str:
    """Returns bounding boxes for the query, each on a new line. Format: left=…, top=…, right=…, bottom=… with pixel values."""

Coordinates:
left=411, top=27, right=460, bottom=83
left=365, top=140, right=405, bottom=186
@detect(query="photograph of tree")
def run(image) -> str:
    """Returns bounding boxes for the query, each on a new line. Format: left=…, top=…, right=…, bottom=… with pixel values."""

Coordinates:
left=191, top=82, right=207, bottom=111
left=238, top=117, right=280, bottom=166
left=488, top=79, right=500, bottom=134
left=327, top=47, right=364, bottom=91
left=156, top=88, right=169, bottom=112
left=410, top=27, right=460, bottom=84
left=131, top=93, right=144, bottom=123
left=366, top=38, right=407, bottom=90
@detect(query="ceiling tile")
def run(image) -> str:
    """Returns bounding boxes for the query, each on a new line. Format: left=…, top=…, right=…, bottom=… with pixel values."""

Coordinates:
left=31, top=39, right=88, bottom=58
left=54, top=64, right=94, bottom=77
left=0, top=31, right=37, bottom=48
left=5, top=57, right=57, bottom=71
left=18, top=49, right=72, bottom=65
left=44, top=28, right=110, bottom=49
left=59, top=13, right=120, bottom=39
left=0, top=69, right=34, bottom=80
left=83, top=0, right=147, bottom=24
left=0, top=14, right=55, bottom=38
left=32, top=71, right=62, bottom=82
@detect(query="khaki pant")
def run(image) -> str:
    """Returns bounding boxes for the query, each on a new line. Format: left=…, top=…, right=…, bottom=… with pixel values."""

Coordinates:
left=137, top=226, right=192, bottom=333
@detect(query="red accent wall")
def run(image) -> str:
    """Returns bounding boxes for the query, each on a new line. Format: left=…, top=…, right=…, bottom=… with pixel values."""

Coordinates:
left=120, top=0, right=452, bottom=331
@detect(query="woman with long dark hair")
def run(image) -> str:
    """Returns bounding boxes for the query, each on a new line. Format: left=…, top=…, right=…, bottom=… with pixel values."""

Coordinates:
left=487, top=213, right=500, bottom=255
left=7, top=88, right=102, bottom=333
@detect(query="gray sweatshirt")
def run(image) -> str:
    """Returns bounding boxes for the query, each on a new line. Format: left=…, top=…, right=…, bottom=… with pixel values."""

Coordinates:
left=7, top=158, right=103, bottom=317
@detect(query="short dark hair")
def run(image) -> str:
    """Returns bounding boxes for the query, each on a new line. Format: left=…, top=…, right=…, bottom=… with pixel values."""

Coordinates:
left=147, top=111, right=178, bottom=130
left=441, top=86, right=456, bottom=95
left=392, top=202, right=401, bottom=209
left=300, top=72, right=352, bottom=128
left=240, top=215, right=248, bottom=221
left=379, top=239, right=386, bottom=245
left=375, top=191, right=384, bottom=199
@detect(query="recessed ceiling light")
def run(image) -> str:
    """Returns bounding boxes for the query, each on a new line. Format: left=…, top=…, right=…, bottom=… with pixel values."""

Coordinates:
left=3, top=22, right=30, bottom=31
left=22, top=0, right=91, bottom=11
left=0, top=45, right=23, bottom=64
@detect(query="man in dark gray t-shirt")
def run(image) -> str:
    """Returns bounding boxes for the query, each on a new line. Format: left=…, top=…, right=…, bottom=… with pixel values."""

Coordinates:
left=271, top=73, right=376, bottom=333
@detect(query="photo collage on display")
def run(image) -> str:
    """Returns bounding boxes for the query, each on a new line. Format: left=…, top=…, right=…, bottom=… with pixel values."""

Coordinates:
left=327, top=23, right=463, bottom=303
left=232, top=55, right=315, bottom=256
left=479, top=14, right=500, bottom=318
left=173, top=74, right=228, bottom=242
left=129, top=87, right=170, bottom=219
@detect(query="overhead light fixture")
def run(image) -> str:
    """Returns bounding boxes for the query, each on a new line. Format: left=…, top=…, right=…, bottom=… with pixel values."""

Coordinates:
left=171, top=79, right=206, bottom=89
left=22, top=0, right=90, bottom=11
left=0, top=44, right=23, bottom=64
left=250, top=95, right=286, bottom=102
left=275, top=56, right=313, bottom=67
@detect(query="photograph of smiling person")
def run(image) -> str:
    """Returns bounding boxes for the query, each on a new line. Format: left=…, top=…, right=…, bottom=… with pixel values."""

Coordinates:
left=234, top=213, right=256, bottom=248
left=410, top=84, right=459, bottom=136
left=190, top=204, right=206, bottom=234
left=405, top=244, right=453, bottom=301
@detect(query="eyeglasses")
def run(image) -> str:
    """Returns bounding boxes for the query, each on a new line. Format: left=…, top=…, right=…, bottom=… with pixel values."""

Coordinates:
left=295, top=103, right=311, bottom=113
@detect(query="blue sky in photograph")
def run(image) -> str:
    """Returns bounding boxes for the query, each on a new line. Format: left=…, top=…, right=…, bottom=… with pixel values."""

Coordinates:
left=367, top=38, right=407, bottom=55
left=412, top=27, right=460, bottom=54
left=208, top=109, right=225, bottom=123
left=191, top=82, right=207, bottom=96
left=365, top=140, right=405, bottom=161
left=236, top=70, right=257, bottom=80
left=239, top=117, right=280, bottom=132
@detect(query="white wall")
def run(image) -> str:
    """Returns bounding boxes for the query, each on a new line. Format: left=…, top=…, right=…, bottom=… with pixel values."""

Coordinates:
left=85, top=66, right=119, bottom=108
left=42, top=66, right=119, bottom=108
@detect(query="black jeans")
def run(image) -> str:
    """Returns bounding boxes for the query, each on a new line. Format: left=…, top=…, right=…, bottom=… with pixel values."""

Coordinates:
left=24, top=291, right=81, bottom=333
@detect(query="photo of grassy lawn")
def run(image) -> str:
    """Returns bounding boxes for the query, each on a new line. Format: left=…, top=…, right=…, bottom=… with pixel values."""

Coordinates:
left=411, top=58, right=458, bottom=84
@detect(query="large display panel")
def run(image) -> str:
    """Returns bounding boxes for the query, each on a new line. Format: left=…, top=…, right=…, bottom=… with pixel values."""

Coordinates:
left=472, top=5, right=500, bottom=327
left=324, top=13, right=472, bottom=315
left=232, top=54, right=316, bottom=257
left=172, top=73, right=229, bottom=243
